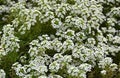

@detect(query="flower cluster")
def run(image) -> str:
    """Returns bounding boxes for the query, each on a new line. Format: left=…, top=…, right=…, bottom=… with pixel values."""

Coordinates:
left=0, top=24, right=20, bottom=56
left=0, top=0, right=120, bottom=78
left=99, top=57, right=118, bottom=71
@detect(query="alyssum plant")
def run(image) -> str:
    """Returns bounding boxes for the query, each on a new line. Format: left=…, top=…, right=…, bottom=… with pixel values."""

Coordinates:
left=0, top=0, right=120, bottom=78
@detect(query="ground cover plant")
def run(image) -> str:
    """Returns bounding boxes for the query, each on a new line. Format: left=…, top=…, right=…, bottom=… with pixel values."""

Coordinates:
left=0, top=0, right=120, bottom=78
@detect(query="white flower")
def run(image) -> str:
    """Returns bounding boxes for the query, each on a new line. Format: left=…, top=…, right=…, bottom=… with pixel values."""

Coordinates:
left=98, top=57, right=117, bottom=71
left=110, top=64, right=118, bottom=71
left=87, top=38, right=96, bottom=45
left=37, top=65, right=48, bottom=74
left=51, top=18, right=62, bottom=28
left=64, top=29, right=75, bottom=39
left=49, top=61, right=60, bottom=72
left=63, top=55, right=72, bottom=63
left=49, top=74, right=63, bottom=78
left=0, top=69, right=6, bottom=78
left=53, top=53, right=63, bottom=60
left=101, top=70, right=106, bottom=75
left=38, top=75, right=47, bottom=78
left=67, top=66, right=79, bottom=76
left=79, top=63, right=92, bottom=72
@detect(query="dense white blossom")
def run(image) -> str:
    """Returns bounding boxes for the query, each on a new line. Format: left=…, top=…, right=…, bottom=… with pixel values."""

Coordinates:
left=0, top=0, right=120, bottom=77
left=98, top=57, right=118, bottom=71
left=0, top=24, right=20, bottom=56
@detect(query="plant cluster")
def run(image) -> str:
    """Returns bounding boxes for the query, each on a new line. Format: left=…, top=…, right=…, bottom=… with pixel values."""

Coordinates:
left=0, top=0, right=120, bottom=78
